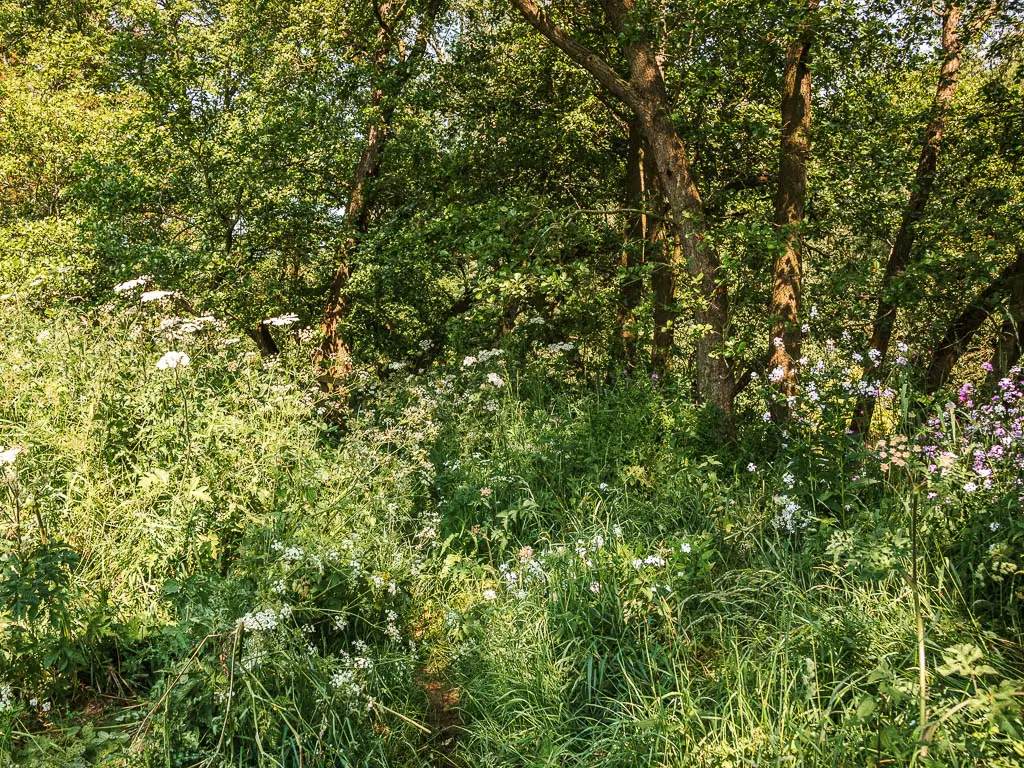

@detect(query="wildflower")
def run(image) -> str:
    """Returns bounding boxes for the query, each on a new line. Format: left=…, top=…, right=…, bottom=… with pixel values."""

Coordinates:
left=747, top=463, right=757, bottom=472
left=140, top=290, right=176, bottom=302
left=868, top=348, right=882, bottom=362
left=851, top=353, right=863, bottom=363
left=0, top=684, right=13, bottom=712
left=801, top=323, right=810, bottom=334
left=599, top=482, right=609, bottom=490
left=589, top=582, right=602, bottom=594
left=782, top=472, right=795, bottom=487
left=990, top=521, right=1001, bottom=532
left=262, top=313, right=300, bottom=327
left=897, top=342, right=909, bottom=353
left=964, top=482, right=978, bottom=493
left=0, top=446, right=22, bottom=466
left=613, top=524, right=623, bottom=538
left=810, top=305, right=819, bottom=319
left=769, top=366, right=785, bottom=383
left=482, top=589, right=498, bottom=601
left=486, top=372, right=506, bottom=388
left=680, top=542, right=692, bottom=554
left=387, top=361, right=407, bottom=371
left=462, top=356, right=478, bottom=367
left=773, top=336, right=785, bottom=348
left=155, top=351, right=190, bottom=370
left=895, top=356, right=908, bottom=366
left=480, top=487, right=492, bottom=498
left=762, top=412, right=772, bottom=422
left=113, top=276, right=150, bottom=293
left=982, top=361, right=994, bottom=372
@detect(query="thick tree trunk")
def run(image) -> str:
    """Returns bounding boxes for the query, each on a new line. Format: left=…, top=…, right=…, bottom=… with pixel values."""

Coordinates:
left=768, top=5, right=815, bottom=420
left=629, top=50, right=734, bottom=413
left=851, top=1, right=963, bottom=433
left=924, top=253, right=1022, bottom=390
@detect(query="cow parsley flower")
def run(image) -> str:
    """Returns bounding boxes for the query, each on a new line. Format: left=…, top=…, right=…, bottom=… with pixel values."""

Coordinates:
left=155, top=351, right=190, bottom=370
left=486, top=372, right=505, bottom=388
left=482, top=589, right=498, bottom=601
left=140, top=290, right=176, bottom=303
left=0, top=446, right=22, bottom=466
left=113, top=276, right=150, bottom=293
left=263, top=313, right=300, bottom=327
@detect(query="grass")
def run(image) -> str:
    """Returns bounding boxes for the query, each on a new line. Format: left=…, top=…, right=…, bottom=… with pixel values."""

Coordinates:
left=1, top=297, right=1023, bottom=766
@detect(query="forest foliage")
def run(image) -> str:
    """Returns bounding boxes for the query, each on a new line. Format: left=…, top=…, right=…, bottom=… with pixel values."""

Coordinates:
left=2, top=0, right=1024, bottom=765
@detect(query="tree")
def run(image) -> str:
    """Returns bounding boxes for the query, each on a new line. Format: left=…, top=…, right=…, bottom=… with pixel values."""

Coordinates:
left=767, top=0, right=816, bottom=419
left=852, top=0, right=998, bottom=433
left=507, top=0, right=737, bottom=416
left=315, top=0, right=444, bottom=385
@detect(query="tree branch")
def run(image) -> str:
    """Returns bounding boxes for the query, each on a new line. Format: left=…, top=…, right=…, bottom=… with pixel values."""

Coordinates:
left=507, top=0, right=640, bottom=111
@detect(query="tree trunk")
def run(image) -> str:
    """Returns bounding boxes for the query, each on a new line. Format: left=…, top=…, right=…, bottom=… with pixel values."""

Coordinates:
left=617, top=119, right=651, bottom=369
left=768, top=3, right=815, bottom=420
left=924, top=253, right=1022, bottom=390
left=315, top=0, right=441, bottom=385
left=989, top=249, right=1024, bottom=381
left=509, top=0, right=736, bottom=418
left=628, top=47, right=734, bottom=413
left=851, top=0, right=964, bottom=433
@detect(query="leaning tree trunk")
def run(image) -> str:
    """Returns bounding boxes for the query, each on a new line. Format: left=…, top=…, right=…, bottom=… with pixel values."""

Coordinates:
left=924, top=253, right=1022, bottom=391
left=988, top=248, right=1024, bottom=381
left=851, top=1, right=964, bottom=433
left=509, top=0, right=736, bottom=418
left=768, top=3, right=815, bottom=421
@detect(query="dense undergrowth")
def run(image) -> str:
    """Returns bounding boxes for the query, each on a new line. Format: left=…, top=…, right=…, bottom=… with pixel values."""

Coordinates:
left=1, top=291, right=1023, bottom=766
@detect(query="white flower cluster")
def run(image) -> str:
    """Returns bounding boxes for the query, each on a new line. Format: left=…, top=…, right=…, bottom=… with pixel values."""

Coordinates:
left=263, top=313, right=300, bottom=327
left=545, top=341, right=575, bottom=353
left=113, top=275, right=152, bottom=293
left=155, top=350, right=190, bottom=370
left=141, top=290, right=176, bottom=303
left=158, top=315, right=223, bottom=337
left=238, top=605, right=292, bottom=632
left=0, top=683, right=14, bottom=712
left=486, top=372, right=505, bottom=389
left=0, top=446, right=22, bottom=466
left=773, top=494, right=808, bottom=533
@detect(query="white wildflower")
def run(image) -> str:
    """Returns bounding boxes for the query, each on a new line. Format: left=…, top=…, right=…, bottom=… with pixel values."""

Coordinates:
left=262, top=313, right=300, bottom=327
left=155, top=351, right=190, bottom=370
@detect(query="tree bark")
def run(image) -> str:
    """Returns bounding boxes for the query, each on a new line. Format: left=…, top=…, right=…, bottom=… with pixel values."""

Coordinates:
left=768, top=3, right=815, bottom=420
left=989, top=249, right=1024, bottom=381
left=510, top=0, right=736, bottom=415
left=851, top=0, right=964, bottom=433
left=617, top=119, right=653, bottom=369
left=315, top=0, right=442, bottom=385
left=924, top=254, right=1022, bottom=390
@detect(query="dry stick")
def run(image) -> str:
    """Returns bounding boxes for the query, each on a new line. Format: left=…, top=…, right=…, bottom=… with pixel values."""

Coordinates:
left=369, top=699, right=432, bottom=734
